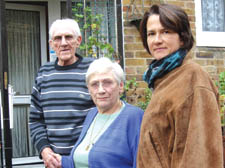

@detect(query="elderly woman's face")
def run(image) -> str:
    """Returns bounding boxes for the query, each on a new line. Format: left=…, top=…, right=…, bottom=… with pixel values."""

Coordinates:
left=88, top=72, right=123, bottom=113
left=146, top=14, right=183, bottom=60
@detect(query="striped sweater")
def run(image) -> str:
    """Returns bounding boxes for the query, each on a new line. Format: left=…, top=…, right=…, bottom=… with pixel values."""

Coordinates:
left=29, top=54, right=95, bottom=156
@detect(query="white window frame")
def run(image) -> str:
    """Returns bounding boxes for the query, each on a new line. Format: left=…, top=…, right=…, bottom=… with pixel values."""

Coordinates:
left=195, top=0, right=225, bottom=47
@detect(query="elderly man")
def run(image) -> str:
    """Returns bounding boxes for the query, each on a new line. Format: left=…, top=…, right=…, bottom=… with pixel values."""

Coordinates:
left=29, top=18, right=95, bottom=168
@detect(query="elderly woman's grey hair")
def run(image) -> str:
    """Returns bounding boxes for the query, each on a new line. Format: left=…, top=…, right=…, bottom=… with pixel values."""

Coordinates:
left=86, top=57, right=125, bottom=84
left=49, top=18, right=81, bottom=39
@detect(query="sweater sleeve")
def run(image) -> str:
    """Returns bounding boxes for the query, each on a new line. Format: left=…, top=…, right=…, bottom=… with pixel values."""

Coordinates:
left=29, top=72, right=50, bottom=156
left=173, top=87, right=223, bottom=168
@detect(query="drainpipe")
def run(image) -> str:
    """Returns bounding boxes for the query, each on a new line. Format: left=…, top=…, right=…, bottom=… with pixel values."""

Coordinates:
left=0, top=0, right=12, bottom=167
left=116, top=0, right=124, bottom=69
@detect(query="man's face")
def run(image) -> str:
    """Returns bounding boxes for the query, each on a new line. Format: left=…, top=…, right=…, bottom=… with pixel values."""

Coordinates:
left=50, top=27, right=82, bottom=66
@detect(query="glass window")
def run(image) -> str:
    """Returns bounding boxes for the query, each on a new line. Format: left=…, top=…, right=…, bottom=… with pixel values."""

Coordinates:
left=201, top=0, right=225, bottom=32
left=61, top=0, right=118, bottom=59
left=195, top=0, right=225, bottom=47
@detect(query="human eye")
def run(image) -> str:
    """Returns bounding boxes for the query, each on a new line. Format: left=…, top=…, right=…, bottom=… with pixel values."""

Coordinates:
left=65, top=35, right=74, bottom=41
left=102, top=80, right=113, bottom=87
left=90, top=82, right=99, bottom=89
left=53, top=36, right=62, bottom=42
left=163, top=30, right=170, bottom=34
left=147, top=31, right=155, bottom=37
left=163, top=29, right=174, bottom=35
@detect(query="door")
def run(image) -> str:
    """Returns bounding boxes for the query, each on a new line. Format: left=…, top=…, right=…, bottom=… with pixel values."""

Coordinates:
left=6, top=3, right=47, bottom=158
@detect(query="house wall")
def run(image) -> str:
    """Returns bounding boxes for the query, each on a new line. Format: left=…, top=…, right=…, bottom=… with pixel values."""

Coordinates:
left=123, top=0, right=225, bottom=104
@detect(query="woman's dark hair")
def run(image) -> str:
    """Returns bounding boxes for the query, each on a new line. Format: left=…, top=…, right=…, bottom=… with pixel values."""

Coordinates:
left=139, top=4, right=194, bottom=54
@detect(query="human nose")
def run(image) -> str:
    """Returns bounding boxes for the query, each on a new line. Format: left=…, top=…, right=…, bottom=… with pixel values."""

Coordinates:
left=154, top=33, right=163, bottom=43
left=97, top=82, right=105, bottom=92
left=60, top=36, right=67, bottom=45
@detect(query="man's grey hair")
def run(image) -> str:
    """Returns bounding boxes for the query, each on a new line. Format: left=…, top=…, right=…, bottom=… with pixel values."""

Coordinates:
left=49, top=18, right=81, bottom=39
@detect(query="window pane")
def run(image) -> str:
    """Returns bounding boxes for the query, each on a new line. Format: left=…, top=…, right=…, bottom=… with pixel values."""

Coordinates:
left=201, top=0, right=225, bottom=32
left=6, top=9, right=41, bottom=95
left=61, top=0, right=117, bottom=58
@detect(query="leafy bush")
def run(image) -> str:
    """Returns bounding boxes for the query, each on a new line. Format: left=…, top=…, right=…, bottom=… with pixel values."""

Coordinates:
left=217, top=71, right=225, bottom=129
left=122, top=78, right=152, bottom=110
left=137, top=87, right=152, bottom=110
left=218, top=71, right=225, bottom=95
left=221, top=95, right=225, bottom=127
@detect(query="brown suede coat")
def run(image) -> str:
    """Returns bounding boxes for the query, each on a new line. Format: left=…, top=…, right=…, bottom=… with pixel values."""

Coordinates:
left=137, top=57, right=223, bottom=168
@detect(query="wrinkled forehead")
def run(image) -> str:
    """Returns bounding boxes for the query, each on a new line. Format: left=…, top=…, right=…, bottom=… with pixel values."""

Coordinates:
left=52, top=26, right=76, bottom=38
left=88, top=72, right=115, bottom=82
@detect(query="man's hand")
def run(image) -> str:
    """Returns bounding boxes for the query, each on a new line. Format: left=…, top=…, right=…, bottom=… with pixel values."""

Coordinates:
left=41, top=147, right=61, bottom=168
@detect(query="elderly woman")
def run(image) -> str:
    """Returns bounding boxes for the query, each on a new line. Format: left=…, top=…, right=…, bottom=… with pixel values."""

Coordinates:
left=57, top=57, right=144, bottom=168
left=137, top=4, right=223, bottom=168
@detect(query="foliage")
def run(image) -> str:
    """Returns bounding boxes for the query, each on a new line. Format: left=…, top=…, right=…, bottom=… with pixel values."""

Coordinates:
left=218, top=71, right=225, bottom=95
left=218, top=71, right=225, bottom=128
left=137, top=87, right=152, bottom=110
left=124, top=77, right=138, bottom=93
left=122, top=78, right=152, bottom=110
left=72, top=3, right=115, bottom=58
left=221, top=95, right=225, bottom=127
left=121, top=78, right=138, bottom=102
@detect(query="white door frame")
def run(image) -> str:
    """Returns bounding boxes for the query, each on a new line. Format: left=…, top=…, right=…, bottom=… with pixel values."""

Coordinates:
left=6, top=3, right=47, bottom=66
left=6, top=3, right=47, bottom=106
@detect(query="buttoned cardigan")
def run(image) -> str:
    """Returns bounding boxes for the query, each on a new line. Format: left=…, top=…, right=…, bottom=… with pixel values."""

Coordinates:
left=62, top=102, right=144, bottom=168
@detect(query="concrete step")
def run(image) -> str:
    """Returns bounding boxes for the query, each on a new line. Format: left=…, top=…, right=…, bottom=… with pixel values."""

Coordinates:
left=12, top=156, right=44, bottom=168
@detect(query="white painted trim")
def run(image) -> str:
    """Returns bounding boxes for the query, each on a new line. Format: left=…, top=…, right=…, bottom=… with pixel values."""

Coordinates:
left=48, top=1, right=61, bottom=28
left=195, top=0, right=225, bottom=47
left=12, top=156, right=44, bottom=166
left=13, top=96, right=31, bottom=105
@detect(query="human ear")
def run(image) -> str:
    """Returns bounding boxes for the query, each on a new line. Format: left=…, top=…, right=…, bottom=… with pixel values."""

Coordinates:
left=119, top=82, right=124, bottom=94
left=75, top=36, right=82, bottom=47
left=49, top=40, right=54, bottom=50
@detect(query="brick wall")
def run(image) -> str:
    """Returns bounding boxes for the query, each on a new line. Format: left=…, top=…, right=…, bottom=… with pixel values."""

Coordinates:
left=123, top=0, right=225, bottom=104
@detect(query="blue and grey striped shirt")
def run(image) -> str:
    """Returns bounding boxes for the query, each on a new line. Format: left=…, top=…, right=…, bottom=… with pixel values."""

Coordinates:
left=29, top=54, right=95, bottom=156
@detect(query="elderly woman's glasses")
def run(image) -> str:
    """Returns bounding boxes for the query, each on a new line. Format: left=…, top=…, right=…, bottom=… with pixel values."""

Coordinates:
left=53, top=35, right=75, bottom=43
left=89, top=79, right=115, bottom=90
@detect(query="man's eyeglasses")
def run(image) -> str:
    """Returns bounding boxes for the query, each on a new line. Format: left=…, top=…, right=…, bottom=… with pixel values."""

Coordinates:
left=52, top=35, right=75, bottom=43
